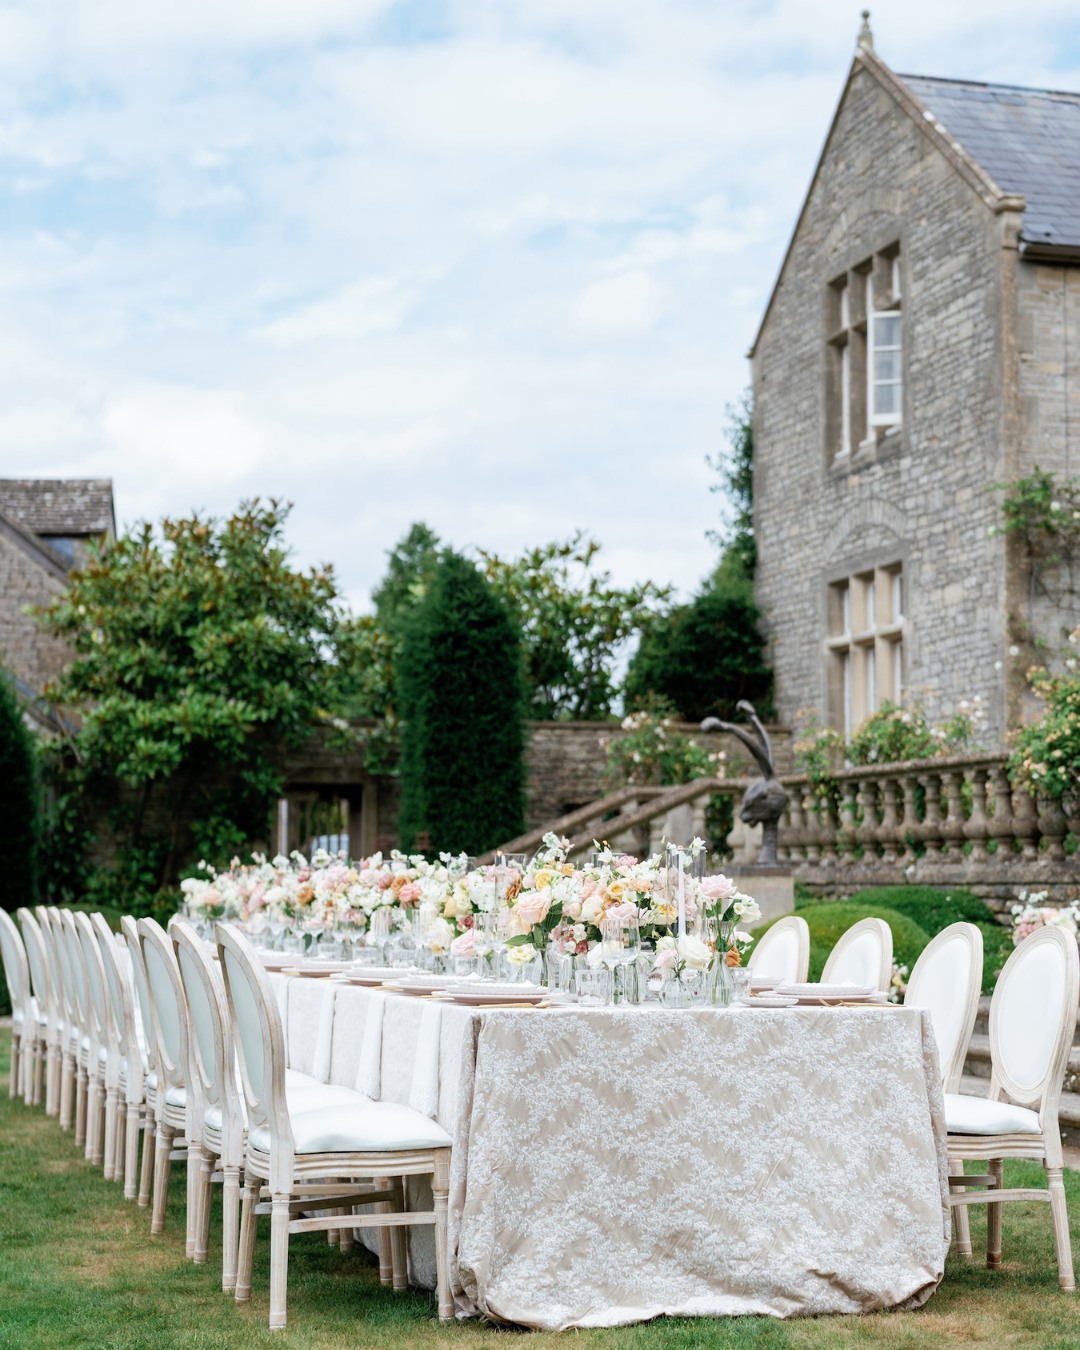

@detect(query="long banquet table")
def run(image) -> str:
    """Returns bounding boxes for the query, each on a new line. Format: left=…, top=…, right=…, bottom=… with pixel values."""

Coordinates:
left=276, top=974, right=951, bottom=1330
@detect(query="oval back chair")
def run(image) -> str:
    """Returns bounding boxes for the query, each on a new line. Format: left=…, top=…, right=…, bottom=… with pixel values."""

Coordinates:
left=747, top=915, right=810, bottom=986
left=17, top=908, right=55, bottom=1110
left=93, top=913, right=146, bottom=1199
left=0, top=908, right=33, bottom=1101
left=904, top=922, right=984, bottom=1092
left=821, top=916, right=893, bottom=991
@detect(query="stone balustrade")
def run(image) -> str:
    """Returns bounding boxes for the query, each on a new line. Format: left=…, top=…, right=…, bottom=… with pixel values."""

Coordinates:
left=769, top=752, right=1080, bottom=914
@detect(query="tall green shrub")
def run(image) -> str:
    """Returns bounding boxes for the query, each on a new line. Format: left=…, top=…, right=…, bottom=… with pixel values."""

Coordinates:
left=398, top=552, right=525, bottom=855
left=0, top=672, right=40, bottom=913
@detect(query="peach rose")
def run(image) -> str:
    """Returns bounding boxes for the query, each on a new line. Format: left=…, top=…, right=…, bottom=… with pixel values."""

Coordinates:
left=516, top=891, right=552, bottom=927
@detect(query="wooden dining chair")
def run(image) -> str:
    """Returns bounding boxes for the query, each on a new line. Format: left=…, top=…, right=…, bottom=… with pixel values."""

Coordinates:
left=93, top=913, right=148, bottom=1198
left=41, top=907, right=79, bottom=1131
left=58, top=910, right=94, bottom=1149
left=747, top=915, right=810, bottom=985
left=217, top=922, right=454, bottom=1329
left=946, top=924, right=1079, bottom=1289
left=821, top=916, right=893, bottom=991
left=903, top=921, right=984, bottom=1256
left=0, top=908, right=35, bottom=1102
left=19, top=908, right=62, bottom=1115
left=122, top=915, right=162, bottom=1209
left=74, top=911, right=116, bottom=1173
left=137, top=917, right=197, bottom=1251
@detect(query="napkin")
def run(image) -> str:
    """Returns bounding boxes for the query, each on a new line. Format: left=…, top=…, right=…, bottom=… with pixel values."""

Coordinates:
left=408, top=1001, right=443, bottom=1120
left=355, top=991, right=386, bottom=1099
left=311, top=983, right=339, bottom=1083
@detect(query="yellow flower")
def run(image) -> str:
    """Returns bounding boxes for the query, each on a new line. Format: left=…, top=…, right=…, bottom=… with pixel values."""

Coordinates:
left=533, top=868, right=556, bottom=890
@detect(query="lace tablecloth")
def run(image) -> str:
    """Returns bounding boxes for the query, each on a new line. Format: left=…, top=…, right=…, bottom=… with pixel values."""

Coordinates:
left=279, top=978, right=950, bottom=1330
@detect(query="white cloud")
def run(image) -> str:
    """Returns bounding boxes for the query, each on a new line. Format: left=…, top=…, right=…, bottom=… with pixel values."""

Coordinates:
left=0, top=0, right=1078, bottom=610
left=572, top=271, right=668, bottom=339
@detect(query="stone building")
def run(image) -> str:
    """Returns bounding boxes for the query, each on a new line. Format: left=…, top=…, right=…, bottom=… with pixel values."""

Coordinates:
left=751, top=19, right=1080, bottom=748
left=0, top=479, right=115, bottom=728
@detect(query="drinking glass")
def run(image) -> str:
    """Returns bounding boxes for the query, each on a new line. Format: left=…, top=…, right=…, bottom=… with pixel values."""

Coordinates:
left=576, top=967, right=612, bottom=1007
left=453, top=955, right=478, bottom=979
left=729, top=967, right=752, bottom=1004
left=473, top=912, right=498, bottom=979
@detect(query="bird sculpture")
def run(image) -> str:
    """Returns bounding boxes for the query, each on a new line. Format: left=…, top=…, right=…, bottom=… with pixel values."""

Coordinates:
left=701, top=701, right=787, bottom=866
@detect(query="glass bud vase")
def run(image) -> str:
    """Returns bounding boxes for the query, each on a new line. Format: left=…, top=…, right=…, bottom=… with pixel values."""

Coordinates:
left=659, top=968, right=706, bottom=1008
left=709, top=959, right=735, bottom=1007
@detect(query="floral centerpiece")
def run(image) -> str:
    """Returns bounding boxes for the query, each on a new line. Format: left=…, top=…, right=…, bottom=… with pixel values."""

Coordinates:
left=1011, top=890, right=1080, bottom=945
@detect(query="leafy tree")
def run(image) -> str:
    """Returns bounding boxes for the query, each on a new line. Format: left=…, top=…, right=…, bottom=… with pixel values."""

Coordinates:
left=479, top=532, right=670, bottom=720
left=708, top=392, right=756, bottom=578
left=0, top=670, right=40, bottom=912
left=39, top=501, right=356, bottom=911
left=372, top=522, right=443, bottom=639
left=398, top=550, right=525, bottom=854
left=623, top=584, right=773, bottom=723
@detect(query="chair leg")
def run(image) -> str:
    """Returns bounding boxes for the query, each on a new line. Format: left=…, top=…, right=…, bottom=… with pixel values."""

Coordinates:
left=185, top=1144, right=201, bottom=1259
left=235, top=1179, right=259, bottom=1304
left=74, top=1066, right=88, bottom=1149
left=85, top=1076, right=100, bottom=1161
left=90, top=1083, right=106, bottom=1167
left=269, top=1195, right=291, bottom=1330
left=195, top=1149, right=214, bottom=1265
left=432, top=1149, right=453, bottom=1321
left=138, top=1118, right=155, bottom=1208
left=1047, top=1166, right=1075, bottom=1291
left=8, top=1030, right=17, bottom=1098
left=339, top=1204, right=355, bottom=1255
left=124, top=1105, right=141, bottom=1200
left=987, top=1157, right=1004, bottom=1269
left=46, top=1044, right=59, bottom=1116
left=949, top=1159, right=973, bottom=1259
left=222, top=1166, right=241, bottom=1293
left=374, top=1176, right=394, bottom=1285
left=389, top=1177, right=408, bottom=1291
left=103, top=1087, right=119, bottom=1181
left=59, top=1053, right=74, bottom=1130
left=151, top=1126, right=174, bottom=1235
left=32, top=1041, right=45, bottom=1106
left=112, top=1104, right=126, bottom=1184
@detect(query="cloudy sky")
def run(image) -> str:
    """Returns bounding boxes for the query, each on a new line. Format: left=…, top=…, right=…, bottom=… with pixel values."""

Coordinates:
left=2, top=1, right=1080, bottom=610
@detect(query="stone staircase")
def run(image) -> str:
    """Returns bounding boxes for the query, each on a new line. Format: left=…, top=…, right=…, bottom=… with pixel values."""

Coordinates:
left=961, top=996, right=1080, bottom=1141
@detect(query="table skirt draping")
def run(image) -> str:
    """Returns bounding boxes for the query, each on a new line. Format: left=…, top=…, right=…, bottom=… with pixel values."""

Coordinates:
left=277, top=978, right=950, bottom=1330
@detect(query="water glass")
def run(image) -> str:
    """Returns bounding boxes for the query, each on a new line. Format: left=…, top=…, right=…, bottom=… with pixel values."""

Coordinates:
left=659, top=969, right=706, bottom=1008
left=729, top=967, right=752, bottom=1004
left=453, top=955, right=478, bottom=979
left=576, top=967, right=612, bottom=1007
left=350, top=946, right=384, bottom=968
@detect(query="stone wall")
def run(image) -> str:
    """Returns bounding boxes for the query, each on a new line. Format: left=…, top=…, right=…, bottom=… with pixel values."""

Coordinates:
left=1012, top=260, right=1080, bottom=710
left=0, top=525, right=70, bottom=698
left=523, top=721, right=793, bottom=829
left=753, top=60, right=1017, bottom=744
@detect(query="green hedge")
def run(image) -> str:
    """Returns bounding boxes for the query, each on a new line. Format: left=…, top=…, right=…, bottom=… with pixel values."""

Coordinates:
left=750, top=886, right=1014, bottom=994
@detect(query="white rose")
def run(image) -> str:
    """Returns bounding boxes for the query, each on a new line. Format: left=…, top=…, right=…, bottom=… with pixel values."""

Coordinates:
left=676, top=933, right=711, bottom=970
left=733, top=897, right=762, bottom=925
left=580, top=894, right=604, bottom=923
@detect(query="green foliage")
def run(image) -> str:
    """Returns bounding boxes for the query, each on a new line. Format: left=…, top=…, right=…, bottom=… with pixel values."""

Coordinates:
left=747, top=901, right=931, bottom=982
left=334, top=615, right=400, bottom=776
left=624, top=582, right=773, bottom=722
left=793, top=886, right=1012, bottom=994
left=1009, top=651, right=1080, bottom=803
left=39, top=501, right=356, bottom=908
left=996, top=466, right=1080, bottom=605
left=371, top=522, right=443, bottom=640
left=398, top=550, right=526, bottom=854
left=603, top=698, right=717, bottom=788
left=708, top=391, right=756, bottom=577
left=0, top=672, right=40, bottom=913
left=479, top=532, right=670, bottom=720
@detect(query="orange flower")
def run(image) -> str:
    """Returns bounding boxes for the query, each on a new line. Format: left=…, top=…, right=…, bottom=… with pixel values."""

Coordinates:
left=723, top=944, right=742, bottom=968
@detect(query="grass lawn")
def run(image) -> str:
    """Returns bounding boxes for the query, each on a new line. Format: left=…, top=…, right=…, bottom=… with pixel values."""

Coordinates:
left=2, top=1031, right=1080, bottom=1350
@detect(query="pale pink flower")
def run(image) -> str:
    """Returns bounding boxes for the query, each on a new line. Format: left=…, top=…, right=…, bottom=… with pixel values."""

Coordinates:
left=516, top=891, right=553, bottom=927
left=450, top=930, right=476, bottom=957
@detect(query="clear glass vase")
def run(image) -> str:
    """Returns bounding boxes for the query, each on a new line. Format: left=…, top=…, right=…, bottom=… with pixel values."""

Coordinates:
left=658, top=969, right=707, bottom=1008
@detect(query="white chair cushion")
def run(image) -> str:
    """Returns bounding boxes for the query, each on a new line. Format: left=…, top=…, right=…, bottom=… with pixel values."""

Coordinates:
left=945, top=1092, right=1041, bottom=1136
left=248, top=1098, right=452, bottom=1156
left=203, top=1081, right=359, bottom=1136
left=164, top=1084, right=187, bottom=1109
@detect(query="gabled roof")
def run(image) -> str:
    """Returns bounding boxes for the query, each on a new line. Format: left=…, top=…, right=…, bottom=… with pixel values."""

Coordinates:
left=0, top=479, right=116, bottom=538
left=0, top=508, right=71, bottom=581
left=750, top=41, right=1079, bottom=355
left=902, top=74, right=1080, bottom=257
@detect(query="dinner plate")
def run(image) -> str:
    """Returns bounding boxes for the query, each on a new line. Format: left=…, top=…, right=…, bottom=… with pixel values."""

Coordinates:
left=776, top=982, right=877, bottom=998
left=336, top=966, right=407, bottom=986
left=750, top=974, right=782, bottom=992
left=382, top=974, right=459, bottom=996
left=435, top=988, right=561, bottom=1007
left=788, top=991, right=889, bottom=1006
left=743, top=993, right=799, bottom=1008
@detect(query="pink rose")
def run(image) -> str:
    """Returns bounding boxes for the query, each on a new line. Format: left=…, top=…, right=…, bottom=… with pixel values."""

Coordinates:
left=562, top=895, right=582, bottom=921
left=398, top=882, right=422, bottom=905
left=450, top=930, right=476, bottom=957
left=605, top=900, right=639, bottom=925
left=516, top=891, right=552, bottom=927
left=700, top=874, right=739, bottom=903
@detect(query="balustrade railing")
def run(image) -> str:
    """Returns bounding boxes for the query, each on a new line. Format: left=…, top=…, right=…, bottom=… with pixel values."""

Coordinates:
left=772, top=752, right=1079, bottom=874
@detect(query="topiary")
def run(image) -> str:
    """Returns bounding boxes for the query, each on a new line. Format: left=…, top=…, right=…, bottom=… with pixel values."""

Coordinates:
left=397, top=550, right=526, bottom=856
left=747, top=902, right=931, bottom=983
left=0, top=670, right=39, bottom=914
